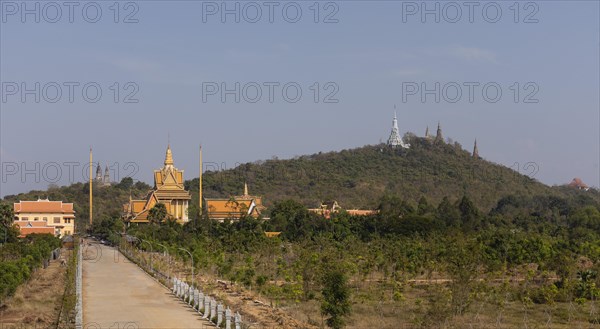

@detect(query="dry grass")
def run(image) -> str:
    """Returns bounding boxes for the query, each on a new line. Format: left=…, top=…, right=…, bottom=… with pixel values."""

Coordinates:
left=0, top=251, right=70, bottom=329
left=279, top=283, right=600, bottom=329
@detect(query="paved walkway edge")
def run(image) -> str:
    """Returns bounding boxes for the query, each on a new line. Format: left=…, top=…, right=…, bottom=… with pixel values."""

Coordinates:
left=75, top=243, right=83, bottom=329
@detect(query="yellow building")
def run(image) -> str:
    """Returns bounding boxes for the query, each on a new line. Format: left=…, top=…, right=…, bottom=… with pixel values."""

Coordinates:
left=13, top=199, right=76, bottom=237
left=123, top=145, right=191, bottom=224
left=308, top=200, right=378, bottom=219
left=205, top=183, right=266, bottom=221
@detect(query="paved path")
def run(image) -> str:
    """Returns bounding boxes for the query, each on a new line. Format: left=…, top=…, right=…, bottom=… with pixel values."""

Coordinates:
left=82, top=240, right=213, bottom=328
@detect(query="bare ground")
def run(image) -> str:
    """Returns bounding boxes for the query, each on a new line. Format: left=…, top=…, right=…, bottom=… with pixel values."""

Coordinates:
left=0, top=250, right=70, bottom=329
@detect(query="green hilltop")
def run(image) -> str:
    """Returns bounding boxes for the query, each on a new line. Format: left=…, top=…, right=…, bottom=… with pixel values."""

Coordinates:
left=3, top=136, right=597, bottom=223
left=189, top=136, right=591, bottom=212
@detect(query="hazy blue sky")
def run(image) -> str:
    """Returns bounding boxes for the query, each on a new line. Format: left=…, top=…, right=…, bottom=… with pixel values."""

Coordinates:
left=1, top=1, right=598, bottom=197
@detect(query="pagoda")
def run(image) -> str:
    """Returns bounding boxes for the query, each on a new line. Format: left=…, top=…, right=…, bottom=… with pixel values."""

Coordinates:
left=387, top=112, right=410, bottom=149
left=123, top=145, right=191, bottom=223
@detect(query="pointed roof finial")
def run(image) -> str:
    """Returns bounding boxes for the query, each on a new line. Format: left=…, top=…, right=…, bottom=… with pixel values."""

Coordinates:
left=244, top=182, right=249, bottom=196
left=473, top=139, right=479, bottom=158
left=435, top=122, right=443, bottom=143
left=165, top=144, right=174, bottom=166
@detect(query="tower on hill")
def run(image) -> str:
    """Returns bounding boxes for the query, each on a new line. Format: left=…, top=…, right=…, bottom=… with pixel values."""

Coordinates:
left=387, top=112, right=410, bottom=149
left=95, top=163, right=111, bottom=187
left=473, top=139, right=480, bottom=158
left=434, top=122, right=444, bottom=143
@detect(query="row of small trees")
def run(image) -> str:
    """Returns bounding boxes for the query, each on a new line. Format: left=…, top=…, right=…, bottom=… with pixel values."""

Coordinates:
left=93, top=189, right=600, bottom=328
left=0, top=202, right=62, bottom=301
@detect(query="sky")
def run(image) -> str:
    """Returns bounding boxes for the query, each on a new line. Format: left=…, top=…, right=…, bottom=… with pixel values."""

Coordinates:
left=0, top=0, right=599, bottom=197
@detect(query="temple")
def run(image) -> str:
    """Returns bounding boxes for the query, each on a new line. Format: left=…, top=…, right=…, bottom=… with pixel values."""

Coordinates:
left=95, top=163, right=111, bottom=187
left=434, top=122, right=444, bottom=143
left=473, top=139, right=480, bottom=158
left=205, top=183, right=266, bottom=221
left=387, top=112, right=410, bottom=149
left=123, top=145, right=191, bottom=224
left=309, top=201, right=378, bottom=219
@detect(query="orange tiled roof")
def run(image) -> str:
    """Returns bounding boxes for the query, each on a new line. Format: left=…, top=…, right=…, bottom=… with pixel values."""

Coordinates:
left=18, top=226, right=55, bottom=237
left=346, top=209, right=379, bottom=216
left=569, top=178, right=589, bottom=189
left=206, top=198, right=264, bottom=219
left=14, top=200, right=75, bottom=214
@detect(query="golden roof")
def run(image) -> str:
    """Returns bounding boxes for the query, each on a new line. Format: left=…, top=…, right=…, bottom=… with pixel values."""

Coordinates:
left=165, top=144, right=174, bottom=166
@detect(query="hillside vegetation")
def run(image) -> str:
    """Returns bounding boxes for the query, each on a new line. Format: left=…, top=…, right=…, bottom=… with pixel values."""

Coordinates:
left=190, top=137, right=585, bottom=211
left=3, top=138, right=598, bottom=227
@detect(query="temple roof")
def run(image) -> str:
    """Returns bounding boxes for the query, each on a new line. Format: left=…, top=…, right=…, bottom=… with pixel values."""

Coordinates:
left=14, top=200, right=75, bottom=214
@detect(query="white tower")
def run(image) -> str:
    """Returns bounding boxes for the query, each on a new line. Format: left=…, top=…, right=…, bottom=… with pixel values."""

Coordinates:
left=387, top=111, right=410, bottom=149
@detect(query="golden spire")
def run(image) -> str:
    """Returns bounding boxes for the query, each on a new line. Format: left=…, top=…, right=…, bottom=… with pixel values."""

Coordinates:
left=165, top=144, right=174, bottom=166
left=89, top=147, right=93, bottom=226
left=199, top=144, right=203, bottom=215
left=244, top=182, right=249, bottom=196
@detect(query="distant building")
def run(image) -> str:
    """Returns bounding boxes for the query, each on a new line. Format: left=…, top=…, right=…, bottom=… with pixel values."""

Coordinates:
left=13, top=199, right=75, bottom=237
left=205, top=183, right=266, bottom=221
left=309, top=200, right=378, bottom=219
left=123, top=145, right=191, bottom=223
left=387, top=112, right=410, bottom=149
left=472, top=139, right=480, bottom=158
left=434, top=122, right=444, bottom=143
left=568, top=178, right=590, bottom=191
left=14, top=220, right=55, bottom=238
left=425, top=126, right=432, bottom=140
left=95, top=163, right=112, bottom=187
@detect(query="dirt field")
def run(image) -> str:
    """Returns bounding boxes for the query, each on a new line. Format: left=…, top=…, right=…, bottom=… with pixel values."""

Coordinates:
left=0, top=250, right=70, bottom=328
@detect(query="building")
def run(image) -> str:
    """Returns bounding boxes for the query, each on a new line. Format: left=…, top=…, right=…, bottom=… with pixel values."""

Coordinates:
left=95, top=163, right=112, bottom=187
left=13, top=199, right=76, bottom=237
left=568, top=178, right=590, bottom=191
left=472, top=139, right=480, bottom=158
left=387, top=112, right=410, bottom=149
left=205, top=183, right=266, bottom=221
left=13, top=220, right=55, bottom=238
left=434, top=122, right=444, bottom=143
left=309, top=200, right=378, bottom=219
left=123, top=145, right=191, bottom=224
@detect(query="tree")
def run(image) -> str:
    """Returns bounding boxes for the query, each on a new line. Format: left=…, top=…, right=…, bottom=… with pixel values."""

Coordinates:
left=458, top=195, right=480, bottom=230
left=117, top=177, right=134, bottom=190
left=0, top=202, right=18, bottom=243
left=437, top=197, right=460, bottom=227
left=148, top=203, right=168, bottom=225
left=321, top=268, right=351, bottom=329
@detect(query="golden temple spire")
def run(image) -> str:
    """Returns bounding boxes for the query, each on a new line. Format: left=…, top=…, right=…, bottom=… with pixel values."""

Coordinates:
left=244, top=182, right=249, bottom=196
left=165, top=144, right=174, bottom=166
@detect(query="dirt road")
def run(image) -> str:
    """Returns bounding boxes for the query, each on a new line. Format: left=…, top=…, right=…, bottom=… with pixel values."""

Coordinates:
left=82, top=241, right=213, bottom=328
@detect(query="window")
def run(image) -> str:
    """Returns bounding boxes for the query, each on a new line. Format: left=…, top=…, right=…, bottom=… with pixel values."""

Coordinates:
left=34, top=217, right=39, bottom=221
left=43, top=217, right=47, bottom=221
left=65, top=219, right=71, bottom=224
left=22, top=217, right=29, bottom=221
left=53, top=217, right=60, bottom=224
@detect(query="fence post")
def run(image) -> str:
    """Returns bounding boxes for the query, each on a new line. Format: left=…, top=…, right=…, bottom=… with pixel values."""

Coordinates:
left=210, top=297, right=217, bottom=323
left=202, top=296, right=210, bottom=319
left=235, top=312, right=242, bottom=329
left=225, top=307, right=232, bottom=329
left=217, top=303, right=224, bottom=327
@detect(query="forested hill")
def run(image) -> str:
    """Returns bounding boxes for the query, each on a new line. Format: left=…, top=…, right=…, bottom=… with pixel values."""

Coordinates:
left=3, top=137, right=598, bottom=224
left=189, top=137, right=597, bottom=212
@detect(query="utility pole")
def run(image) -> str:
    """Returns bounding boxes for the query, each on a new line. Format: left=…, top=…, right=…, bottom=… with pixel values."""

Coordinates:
left=89, top=147, right=93, bottom=227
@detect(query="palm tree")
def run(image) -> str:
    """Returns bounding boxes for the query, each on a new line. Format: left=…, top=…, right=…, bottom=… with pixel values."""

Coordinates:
left=148, top=203, right=168, bottom=225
